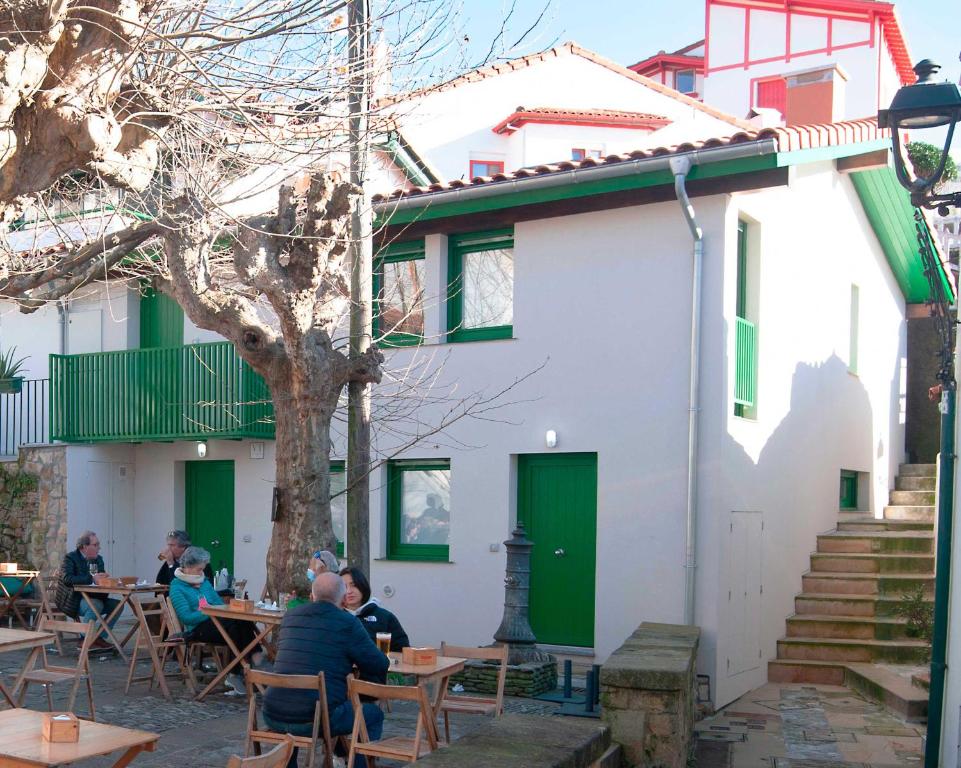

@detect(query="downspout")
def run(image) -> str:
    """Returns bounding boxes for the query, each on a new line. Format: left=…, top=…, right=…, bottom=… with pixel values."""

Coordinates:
left=669, top=154, right=704, bottom=627
left=57, top=299, right=68, bottom=355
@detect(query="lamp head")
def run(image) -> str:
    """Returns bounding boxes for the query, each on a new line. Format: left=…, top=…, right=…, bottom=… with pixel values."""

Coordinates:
left=878, top=60, right=961, bottom=131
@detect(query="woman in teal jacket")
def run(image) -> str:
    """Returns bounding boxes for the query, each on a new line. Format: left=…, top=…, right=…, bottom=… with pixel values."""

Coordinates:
left=170, top=546, right=262, bottom=693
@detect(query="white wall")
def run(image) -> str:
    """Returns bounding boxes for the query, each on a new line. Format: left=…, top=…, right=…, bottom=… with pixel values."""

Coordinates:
left=944, top=391, right=961, bottom=767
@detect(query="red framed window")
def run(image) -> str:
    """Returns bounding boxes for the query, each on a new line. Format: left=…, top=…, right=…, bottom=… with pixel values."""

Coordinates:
left=572, top=148, right=602, bottom=161
left=469, top=160, right=505, bottom=178
left=756, top=78, right=787, bottom=115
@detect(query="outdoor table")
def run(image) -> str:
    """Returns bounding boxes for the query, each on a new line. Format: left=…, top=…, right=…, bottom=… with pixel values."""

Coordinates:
left=0, top=629, right=55, bottom=707
left=387, top=653, right=466, bottom=741
left=0, top=571, right=40, bottom=628
left=196, top=604, right=284, bottom=701
left=73, top=584, right=168, bottom=662
left=0, top=708, right=158, bottom=767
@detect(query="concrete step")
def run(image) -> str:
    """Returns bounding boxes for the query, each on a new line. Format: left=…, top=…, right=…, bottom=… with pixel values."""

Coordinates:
left=777, top=636, right=930, bottom=664
left=899, top=463, right=937, bottom=477
left=795, top=592, right=933, bottom=618
left=912, top=670, right=930, bottom=691
left=889, top=489, right=936, bottom=506
left=844, top=663, right=928, bottom=723
left=837, top=517, right=934, bottom=533
left=768, top=659, right=847, bottom=685
left=802, top=572, right=934, bottom=596
left=884, top=506, right=935, bottom=522
left=809, top=552, right=935, bottom=573
left=786, top=614, right=911, bottom=641
left=896, top=475, right=937, bottom=491
left=816, top=531, right=934, bottom=554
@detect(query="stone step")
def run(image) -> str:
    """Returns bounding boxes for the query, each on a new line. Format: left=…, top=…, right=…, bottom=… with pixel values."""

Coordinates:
left=777, top=636, right=930, bottom=664
left=844, top=663, right=928, bottom=723
left=912, top=670, right=930, bottom=691
left=816, top=531, right=934, bottom=554
left=768, top=659, right=847, bottom=685
left=896, top=475, right=937, bottom=491
left=837, top=518, right=934, bottom=533
left=884, top=506, right=935, bottom=522
left=809, top=552, right=935, bottom=573
left=899, top=463, right=937, bottom=477
left=889, top=489, right=936, bottom=506
left=795, top=592, right=933, bottom=618
left=801, top=572, right=934, bottom=596
left=786, top=614, right=911, bottom=641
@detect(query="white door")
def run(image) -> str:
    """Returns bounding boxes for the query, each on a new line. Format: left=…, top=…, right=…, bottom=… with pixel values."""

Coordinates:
left=84, top=461, right=136, bottom=576
left=67, top=310, right=101, bottom=355
left=727, top=511, right=763, bottom=676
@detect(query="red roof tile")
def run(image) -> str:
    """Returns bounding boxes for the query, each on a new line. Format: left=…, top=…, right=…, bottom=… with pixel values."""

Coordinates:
left=492, top=107, right=671, bottom=135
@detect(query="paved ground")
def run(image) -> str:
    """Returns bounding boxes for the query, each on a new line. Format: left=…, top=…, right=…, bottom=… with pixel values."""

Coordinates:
left=694, top=681, right=925, bottom=768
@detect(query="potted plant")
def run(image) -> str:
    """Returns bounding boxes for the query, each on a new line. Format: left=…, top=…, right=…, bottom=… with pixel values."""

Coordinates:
left=0, top=347, right=28, bottom=394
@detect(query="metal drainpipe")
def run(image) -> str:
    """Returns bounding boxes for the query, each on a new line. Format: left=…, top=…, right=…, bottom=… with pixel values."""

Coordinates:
left=669, top=154, right=704, bottom=627
left=57, top=299, right=68, bottom=354
left=926, top=387, right=955, bottom=768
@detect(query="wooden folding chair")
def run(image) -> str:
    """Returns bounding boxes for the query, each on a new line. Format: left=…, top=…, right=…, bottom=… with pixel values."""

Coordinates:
left=244, top=669, right=337, bottom=768
left=126, top=594, right=196, bottom=698
left=228, top=736, right=295, bottom=768
left=18, top=617, right=98, bottom=720
left=437, top=642, right=508, bottom=742
left=347, top=678, right=438, bottom=767
left=161, top=594, right=226, bottom=680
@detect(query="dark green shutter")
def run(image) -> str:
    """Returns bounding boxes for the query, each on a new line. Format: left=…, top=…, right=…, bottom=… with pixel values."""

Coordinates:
left=140, top=286, right=184, bottom=349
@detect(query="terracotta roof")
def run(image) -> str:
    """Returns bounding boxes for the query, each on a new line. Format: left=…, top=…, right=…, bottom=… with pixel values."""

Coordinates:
left=375, top=42, right=751, bottom=131
left=492, top=107, right=671, bottom=135
left=629, top=53, right=705, bottom=75
left=372, top=118, right=887, bottom=203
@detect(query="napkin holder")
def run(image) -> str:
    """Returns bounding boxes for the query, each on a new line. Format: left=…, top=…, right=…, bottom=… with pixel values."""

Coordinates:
left=228, top=598, right=255, bottom=613
left=97, top=577, right=122, bottom=588
left=42, top=712, right=79, bottom=742
left=0, top=562, right=18, bottom=574
left=118, top=576, right=139, bottom=587
left=402, top=647, right=438, bottom=666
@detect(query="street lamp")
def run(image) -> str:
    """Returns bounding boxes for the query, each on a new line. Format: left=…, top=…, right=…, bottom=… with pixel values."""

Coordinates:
left=878, top=59, right=961, bottom=211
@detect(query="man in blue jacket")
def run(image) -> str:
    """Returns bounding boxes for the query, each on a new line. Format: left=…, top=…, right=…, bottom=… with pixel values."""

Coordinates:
left=54, top=531, right=119, bottom=649
left=263, top=572, right=388, bottom=768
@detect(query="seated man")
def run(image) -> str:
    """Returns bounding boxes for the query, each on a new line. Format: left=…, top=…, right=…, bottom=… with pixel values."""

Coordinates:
left=54, top=531, right=119, bottom=650
left=263, top=572, right=388, bottom=768
left=156, top=530, right=213, bottom=586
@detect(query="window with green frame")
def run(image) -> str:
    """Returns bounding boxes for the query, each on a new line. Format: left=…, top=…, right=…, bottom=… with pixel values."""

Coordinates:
left=331, top=460, right=346, bottom=556
left=839, top=469, right=858, bottom=510
left=447, top=229, right=514, bottom=342
left=386, top=460, right=451, bottom=561
left=374, top=240, right=426, bottom=346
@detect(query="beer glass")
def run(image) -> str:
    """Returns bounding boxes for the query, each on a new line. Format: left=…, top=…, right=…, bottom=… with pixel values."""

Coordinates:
left=376, top=632, right=391, bottom=654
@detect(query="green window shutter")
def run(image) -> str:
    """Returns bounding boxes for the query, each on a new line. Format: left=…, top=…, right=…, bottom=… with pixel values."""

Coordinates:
left=139, top=286, right=184, bottom=349
left=736, top=221, right=747, bottom=320
left=386, top=460, right=451, bottom=561
left=447, top=229, right=514, bottom=343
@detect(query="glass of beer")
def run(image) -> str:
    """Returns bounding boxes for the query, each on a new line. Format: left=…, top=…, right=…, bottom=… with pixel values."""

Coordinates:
left=376, top=632, right=391, bottom=654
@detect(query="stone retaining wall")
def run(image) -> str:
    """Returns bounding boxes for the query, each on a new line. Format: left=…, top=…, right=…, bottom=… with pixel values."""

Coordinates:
left=600, top=622, right=700, bottom=768
left=450, top=659, right=556, bottom=698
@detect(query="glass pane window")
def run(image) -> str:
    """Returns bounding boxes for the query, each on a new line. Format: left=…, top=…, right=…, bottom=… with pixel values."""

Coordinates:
left=676, top=69, right=696, bottom=94
left=470, top=160, right=505, bottom=177
left=463, top=248, right=513, bottom=329
left=381, top=259, right=425, bottom=337
left=572, top=148, right=602, bottom=161
left=331, top=464, right=346, bottom=549
left=387, top=461, right=451, bottom=560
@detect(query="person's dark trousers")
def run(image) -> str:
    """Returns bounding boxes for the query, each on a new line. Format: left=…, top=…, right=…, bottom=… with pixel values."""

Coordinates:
left=262, top=701, right=384, bottom=768
left=188, top=618, right=261, bottom=657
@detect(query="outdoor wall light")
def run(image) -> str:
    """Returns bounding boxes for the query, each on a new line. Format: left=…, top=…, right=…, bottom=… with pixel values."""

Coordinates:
left=197, top=441, right=207, bottom=458
left=878, top=59, right=961, bottom=211
left=545, top=429, right=557, bottom=449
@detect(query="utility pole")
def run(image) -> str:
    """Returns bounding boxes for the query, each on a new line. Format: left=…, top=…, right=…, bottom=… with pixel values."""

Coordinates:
left=346, top=0, right=372, bottom=573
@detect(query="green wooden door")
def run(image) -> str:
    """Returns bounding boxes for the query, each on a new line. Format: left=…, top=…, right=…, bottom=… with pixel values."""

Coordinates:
left=517, top=453, right=597, bottom=647
left=185, top=460, right=235, bottom=573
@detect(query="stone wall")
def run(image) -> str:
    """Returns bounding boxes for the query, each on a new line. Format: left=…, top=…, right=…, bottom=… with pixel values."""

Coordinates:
left=0, top=446, right=67, bottom=573
left=450, top=659, right=556, bottom=698
left=600, top=622, right=700, bottom=768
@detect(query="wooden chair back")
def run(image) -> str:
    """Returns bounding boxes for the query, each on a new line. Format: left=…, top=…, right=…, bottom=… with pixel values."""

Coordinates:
left=347, top=678, right=438, bottom=767
left=244, top=669, right=335, bottom=768
left=21, top=616, right=99, bottom=719
left=227, top=736, right=295, bottom=768
left=437, top=642, right=508, bottom=743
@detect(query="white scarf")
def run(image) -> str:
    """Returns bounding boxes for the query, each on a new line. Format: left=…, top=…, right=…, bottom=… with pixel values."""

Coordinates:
left=174, top=568, right=204, bottom=586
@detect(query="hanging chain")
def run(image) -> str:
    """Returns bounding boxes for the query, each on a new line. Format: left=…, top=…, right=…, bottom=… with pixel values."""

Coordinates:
left=915, top=209, right=957, bottom=390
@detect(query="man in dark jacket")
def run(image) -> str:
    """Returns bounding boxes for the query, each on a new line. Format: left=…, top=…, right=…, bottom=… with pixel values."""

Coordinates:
left=55, top=531, right=119, bottom=649
left=263, top=572, right=388, bottom=768
left=155, top=530, right=214, bottom=586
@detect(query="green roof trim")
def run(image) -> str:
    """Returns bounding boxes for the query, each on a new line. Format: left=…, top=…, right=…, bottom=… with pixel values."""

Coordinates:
left=774, top=138, right=891, bottom=167
left=849, top=166, right=953, bottom=303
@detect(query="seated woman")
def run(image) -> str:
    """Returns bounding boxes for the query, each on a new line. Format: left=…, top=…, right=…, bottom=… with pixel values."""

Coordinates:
left=339, top=567, right=410, bottom=651
left=169, top=546, right=262, bottom=694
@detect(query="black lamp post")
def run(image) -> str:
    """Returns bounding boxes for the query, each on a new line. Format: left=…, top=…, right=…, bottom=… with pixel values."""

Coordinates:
left=878, top=59, right=961, bottom=212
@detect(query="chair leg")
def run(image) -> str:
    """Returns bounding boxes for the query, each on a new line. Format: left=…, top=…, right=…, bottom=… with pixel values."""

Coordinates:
left=17, top=681, right=29, bottom=706
left=86, top=674, right=96, bottom=721
left=125, top=636, right=140, bottom=694
left=444, top=711, right=451, bottom=744
left=44, top=684, right=53, bottom=711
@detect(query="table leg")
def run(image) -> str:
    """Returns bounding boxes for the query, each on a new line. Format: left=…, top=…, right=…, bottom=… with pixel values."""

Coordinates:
left=79, top=592, right=130, bottom=661
left=195, top=617, right=273, bottom=702
left=110, top=740, right=157, bottom=768
left=131, top=600, right=171, bottom=700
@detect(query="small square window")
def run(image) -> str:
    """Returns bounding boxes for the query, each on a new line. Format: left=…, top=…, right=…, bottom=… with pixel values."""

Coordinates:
left=572, top=148, right=602, bottom=161
left=447, top=230, right=514, bottom=343
left=469, top=160, right=505, bottom=178
left=330, top=460, right=346, bottom=556
left=374, top=241, right=425, bottom=346
left=387, top=461, right=451, bottom=561
left=676, top=69, right=696, bottom=94
left=839, top=470, right=858, bottom=510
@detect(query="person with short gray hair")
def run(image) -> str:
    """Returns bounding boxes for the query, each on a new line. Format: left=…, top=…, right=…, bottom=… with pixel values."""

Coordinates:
left=169, top=546, right=262, bottom=695
left=311, top=570, right=347, bottom=604
left=156, top=529, right=214, bottom=586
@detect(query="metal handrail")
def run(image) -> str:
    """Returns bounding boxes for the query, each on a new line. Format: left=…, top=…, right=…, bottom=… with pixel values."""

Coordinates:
left=0, top=379, right=50, bottom=456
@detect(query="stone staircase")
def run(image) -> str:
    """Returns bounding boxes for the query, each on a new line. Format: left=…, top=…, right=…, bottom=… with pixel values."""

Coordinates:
left=768, top=463, right=935, bottom=720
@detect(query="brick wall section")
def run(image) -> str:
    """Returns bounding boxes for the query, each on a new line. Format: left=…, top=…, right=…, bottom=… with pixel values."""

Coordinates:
left=600, top=622, right=699, bottom=768
left=0, top=446, right=68, bottom=573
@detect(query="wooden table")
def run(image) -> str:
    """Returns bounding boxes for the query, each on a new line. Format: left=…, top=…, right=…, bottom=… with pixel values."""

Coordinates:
left=0, top=572, right=40, bottom=627
left=0, top=708, right=158, bottom=767
left=196, top=605, right=284, bottom=701
left=387, top=653, right=466, bottom=741
left=73, top=584, right=168, bottom=662
left=0, top=629, right=55, bottom=708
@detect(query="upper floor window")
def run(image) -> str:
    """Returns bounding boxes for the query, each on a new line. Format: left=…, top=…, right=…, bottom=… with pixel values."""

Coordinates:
left=374, top=240, right=425, bottom=346
left=447, top=229, right=514, bottom=343
left=675, top=69, right=696, bottom=94
left=572, top=148, right=603, bottom=161
left=469, top=160, right=505, bottom=178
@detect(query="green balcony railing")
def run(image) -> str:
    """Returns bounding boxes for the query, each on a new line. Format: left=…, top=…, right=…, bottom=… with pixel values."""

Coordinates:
left=50, top=342, right=274, bottom=442
left=734, top=317, right=757, bottom=409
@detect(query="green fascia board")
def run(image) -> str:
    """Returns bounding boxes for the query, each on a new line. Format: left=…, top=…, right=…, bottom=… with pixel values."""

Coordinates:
left=849, top=166, right=953, bottom=303
left=774, top=138, right=891, bottom=167
left=377, top=139, right=435, bottom=187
